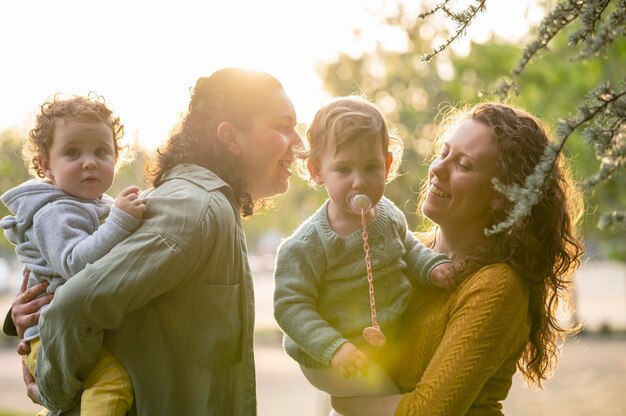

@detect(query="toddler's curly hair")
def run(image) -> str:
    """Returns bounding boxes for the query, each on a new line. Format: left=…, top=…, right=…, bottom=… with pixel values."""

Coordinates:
left=23, top=93, right=130, bottom=178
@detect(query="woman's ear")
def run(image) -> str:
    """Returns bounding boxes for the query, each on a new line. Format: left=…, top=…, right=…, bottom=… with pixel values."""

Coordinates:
left=216, top=122, right=240, bottom=156
left=385, top=152, right=393, bottom=176
left=307, top=159, right=324, bottom=185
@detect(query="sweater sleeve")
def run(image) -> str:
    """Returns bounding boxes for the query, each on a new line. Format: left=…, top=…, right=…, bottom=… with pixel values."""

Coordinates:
left=273, top=236, right=347, bottom=366
left=33, top=201, right=141, bottom=279
left=395, top=265, right=530, bottom=416
left=390, top=203, right=450, bottom=287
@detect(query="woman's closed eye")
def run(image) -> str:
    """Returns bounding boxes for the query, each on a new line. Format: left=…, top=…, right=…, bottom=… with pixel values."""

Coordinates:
left=457, top=160, right=472, bottom=171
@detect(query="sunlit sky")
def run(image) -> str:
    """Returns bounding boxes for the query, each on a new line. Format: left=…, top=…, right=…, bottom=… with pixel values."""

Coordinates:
left=0, top=0, right=543, bottom=150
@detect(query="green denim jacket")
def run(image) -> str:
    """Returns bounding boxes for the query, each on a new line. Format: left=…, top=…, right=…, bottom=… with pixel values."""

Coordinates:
left=37, top=164, right=257, bottom=415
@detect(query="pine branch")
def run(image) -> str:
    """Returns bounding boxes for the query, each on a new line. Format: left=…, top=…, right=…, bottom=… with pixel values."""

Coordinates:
left=581, top=79, right=626, bottom=189
left=598, top=211, right=626, bottom=228
left=418, top=0, right=452, bottom=19
left=485, top=79, right=626, bottom=236
left=576, top=0, right=626, bottom=59
left=569, top=0, right=611, bottom=46
left=495, top=0, right=585, bottom=99
left=420, top=0, right=487, bottom=62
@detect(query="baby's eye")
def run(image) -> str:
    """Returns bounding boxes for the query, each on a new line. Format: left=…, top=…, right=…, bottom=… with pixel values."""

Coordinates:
left=95, top=147, right=111, bottom=157
left=65, top=148, right=80, bottom=158
left=336, top=166, right=350, bottom=174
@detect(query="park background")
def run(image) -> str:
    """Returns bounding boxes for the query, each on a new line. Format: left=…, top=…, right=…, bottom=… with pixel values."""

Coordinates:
left=1, top=0, right=625, bottom=415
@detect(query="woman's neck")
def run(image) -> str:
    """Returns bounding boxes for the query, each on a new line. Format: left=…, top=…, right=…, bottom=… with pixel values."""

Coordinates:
left=432, top=224, right=487, bottom=261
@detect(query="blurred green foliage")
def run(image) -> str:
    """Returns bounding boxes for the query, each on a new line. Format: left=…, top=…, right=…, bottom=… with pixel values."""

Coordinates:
left=2, top=2, right=625, bottom=261
left=275, top=2, right=626, bottom=260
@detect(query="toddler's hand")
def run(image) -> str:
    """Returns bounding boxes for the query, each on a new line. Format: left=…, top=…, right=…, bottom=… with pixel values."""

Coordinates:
left=115, top=186, right=146, bottom=219
left=430, top=260, right=465, bottom=291
left=330, top=342, right=369, bottom=379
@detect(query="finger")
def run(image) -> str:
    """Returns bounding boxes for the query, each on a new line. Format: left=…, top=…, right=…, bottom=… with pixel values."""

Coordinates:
left=355, top=358, right=369, bottom=377
left=18, top=339, right=31, bottom=355
left=120, top=186, right=141, bottom=197
left=27, top=382, right=41, bottom=405
left=22, top=362, right=41, bottom=404
left=14, top=311, right=38, bottom=339
left=19, top=269, right=29, bottom=293
left=17, top=283, right=47, bottom=306
left=16, top=294, right=51, bottom=317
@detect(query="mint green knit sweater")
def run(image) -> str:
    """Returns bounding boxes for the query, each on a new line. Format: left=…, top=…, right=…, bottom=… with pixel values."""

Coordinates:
left=273, top=197, right=450, bottom=368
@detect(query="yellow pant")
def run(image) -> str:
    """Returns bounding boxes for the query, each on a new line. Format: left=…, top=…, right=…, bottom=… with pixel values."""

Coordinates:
left=26, top=338, right=133, bottom=416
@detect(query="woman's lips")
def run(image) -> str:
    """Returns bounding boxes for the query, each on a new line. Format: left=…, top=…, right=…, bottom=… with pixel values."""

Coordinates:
left=430, top=183, right=451, bottom=198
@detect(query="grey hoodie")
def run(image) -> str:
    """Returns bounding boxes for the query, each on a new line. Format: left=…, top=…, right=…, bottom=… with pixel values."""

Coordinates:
left=1, top=180, right=141, bottom=340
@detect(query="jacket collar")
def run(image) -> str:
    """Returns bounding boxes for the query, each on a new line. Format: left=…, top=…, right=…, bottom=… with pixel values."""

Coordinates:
left=160, top=163, right=235, bottom=201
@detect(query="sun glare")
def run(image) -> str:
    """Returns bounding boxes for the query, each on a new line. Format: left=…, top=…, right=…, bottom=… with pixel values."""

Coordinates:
left=0, top=0, right=541, bottom=150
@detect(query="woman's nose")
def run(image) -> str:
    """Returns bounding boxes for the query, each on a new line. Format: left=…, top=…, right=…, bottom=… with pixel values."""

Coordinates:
left=290, top=131, right=304, bottom=150
left=430, top=158, right=447, bottom=179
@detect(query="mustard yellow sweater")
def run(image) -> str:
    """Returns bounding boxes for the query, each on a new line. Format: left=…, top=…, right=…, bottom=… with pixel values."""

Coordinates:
left=388, top=263, right=531, bottom=416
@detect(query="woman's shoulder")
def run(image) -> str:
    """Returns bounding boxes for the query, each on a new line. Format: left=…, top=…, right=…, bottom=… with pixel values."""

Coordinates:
left=457, top=263, right=529, bottom=306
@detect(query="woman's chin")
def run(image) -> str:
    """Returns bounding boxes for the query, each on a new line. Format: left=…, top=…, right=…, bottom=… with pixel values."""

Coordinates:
left=274, top=177, right=291, bottom=196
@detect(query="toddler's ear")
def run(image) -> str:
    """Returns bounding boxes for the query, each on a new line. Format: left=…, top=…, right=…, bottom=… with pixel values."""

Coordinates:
left=37, top=153, right=53, bottom=180
left=307, top=160, right=324, bottom=185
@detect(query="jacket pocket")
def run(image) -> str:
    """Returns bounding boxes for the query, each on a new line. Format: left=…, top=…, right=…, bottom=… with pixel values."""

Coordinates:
left=188, top=282, right=242, bottom=369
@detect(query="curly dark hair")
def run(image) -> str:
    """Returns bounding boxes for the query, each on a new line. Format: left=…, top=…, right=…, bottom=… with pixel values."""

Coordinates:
left=23, top=93, right=127, bottom=178
left=146, top=68, right=284, bottom=216
left=422, top=103, right=584, bottom=387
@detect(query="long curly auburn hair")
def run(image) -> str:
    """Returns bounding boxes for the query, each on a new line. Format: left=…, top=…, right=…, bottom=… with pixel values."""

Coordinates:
left=424, top=103, right=584, bottom=387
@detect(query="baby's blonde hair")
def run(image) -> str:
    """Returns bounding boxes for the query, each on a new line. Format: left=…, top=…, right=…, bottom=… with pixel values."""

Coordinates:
left=299, top=96, right=403, bottom=183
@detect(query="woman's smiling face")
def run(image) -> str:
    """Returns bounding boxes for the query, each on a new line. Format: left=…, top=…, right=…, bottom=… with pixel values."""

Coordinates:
left=422, top=118, right=498, bottom=232
left=236, top=89, right=301, bottom=201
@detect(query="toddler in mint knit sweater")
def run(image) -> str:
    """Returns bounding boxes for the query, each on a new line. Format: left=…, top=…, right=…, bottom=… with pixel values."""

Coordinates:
left=273, top=96, right=459, bottom=400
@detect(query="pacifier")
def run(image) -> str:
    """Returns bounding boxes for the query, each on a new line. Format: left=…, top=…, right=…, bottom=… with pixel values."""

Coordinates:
left=352, top=192, right=386, bottom=347
left=350, top=194, right=371, bottom=214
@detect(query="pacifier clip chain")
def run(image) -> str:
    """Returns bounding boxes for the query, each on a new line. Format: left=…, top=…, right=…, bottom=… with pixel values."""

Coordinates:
left=352, top=194, right=386, bottom=347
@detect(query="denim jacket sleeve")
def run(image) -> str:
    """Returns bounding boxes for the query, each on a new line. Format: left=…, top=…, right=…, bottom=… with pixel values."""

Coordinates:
left=36, top=225, right=188, bottom=411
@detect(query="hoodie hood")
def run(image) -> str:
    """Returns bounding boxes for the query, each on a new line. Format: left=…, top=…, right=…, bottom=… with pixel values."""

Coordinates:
left=1, top=180, right=89, bottom=245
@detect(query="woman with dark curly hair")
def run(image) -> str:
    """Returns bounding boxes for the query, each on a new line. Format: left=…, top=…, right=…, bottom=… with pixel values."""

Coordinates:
left=7, top=68, right=301, bottom=415
left=332, top=103, right=584, bottom=415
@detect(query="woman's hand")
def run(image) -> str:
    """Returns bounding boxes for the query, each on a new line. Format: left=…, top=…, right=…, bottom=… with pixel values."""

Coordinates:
left=11, top=268, right=52, bottom=354
left=21, top=361, right=42, bottom=404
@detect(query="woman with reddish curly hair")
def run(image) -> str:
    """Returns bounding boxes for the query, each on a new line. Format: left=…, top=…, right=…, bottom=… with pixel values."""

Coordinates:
left=332, top=103, right=584, bottom=415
